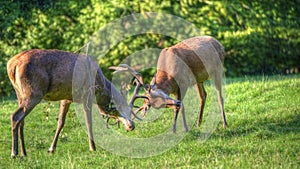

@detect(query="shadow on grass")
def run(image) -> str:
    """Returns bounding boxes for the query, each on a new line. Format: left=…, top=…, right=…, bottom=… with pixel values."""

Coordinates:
left=225, top=74, right=300, bottom=85
left=188, top=113, right=300, bottom=141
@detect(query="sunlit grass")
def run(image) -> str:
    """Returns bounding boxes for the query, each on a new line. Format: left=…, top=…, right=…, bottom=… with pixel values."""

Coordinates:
left=0, top=75, right=299, bottom=168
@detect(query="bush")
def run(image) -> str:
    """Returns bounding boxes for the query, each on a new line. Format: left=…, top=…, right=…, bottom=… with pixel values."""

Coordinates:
left=0, top=0, right=299, bottom=96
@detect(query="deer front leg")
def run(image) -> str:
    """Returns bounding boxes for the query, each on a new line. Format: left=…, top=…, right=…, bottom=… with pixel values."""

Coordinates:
left=180, top=103, right=188, bottom=132
left=173, top=103, right=188, bottom=132
left=48, top=100, right=71, bottom=153
left=195, top=82, right=207, bottom=127
left=83, top=97, right=96, bottom=151
left=172, top=108, right=179, bottom=133
left=173, top=88, right=188, bottom=132
left=216, top=88, right=227, bottom=128
left=214, top=75, right=227, bottom=128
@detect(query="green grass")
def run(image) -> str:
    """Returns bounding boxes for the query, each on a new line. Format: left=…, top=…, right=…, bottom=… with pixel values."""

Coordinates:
left=0, top=75, right=299, bottom=168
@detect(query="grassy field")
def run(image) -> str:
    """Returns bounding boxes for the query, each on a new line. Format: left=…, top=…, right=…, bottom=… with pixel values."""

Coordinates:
left=0, top=75, right=299, bottom=168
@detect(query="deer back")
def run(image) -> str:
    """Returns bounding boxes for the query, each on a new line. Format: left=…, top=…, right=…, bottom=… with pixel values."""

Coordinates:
left=156, top=36, right=224, bottom=90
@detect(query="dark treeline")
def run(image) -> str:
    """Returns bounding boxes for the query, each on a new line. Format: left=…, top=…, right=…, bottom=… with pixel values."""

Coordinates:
left=0, top=0, right=299, bottom=96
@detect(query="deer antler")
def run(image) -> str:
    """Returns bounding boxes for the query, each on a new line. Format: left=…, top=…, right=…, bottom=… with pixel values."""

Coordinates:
left=109, top=64, right=150, bottom=118
left=109, top=64, right=147, bottom=104
left=109, top=64, right=144, bottom=86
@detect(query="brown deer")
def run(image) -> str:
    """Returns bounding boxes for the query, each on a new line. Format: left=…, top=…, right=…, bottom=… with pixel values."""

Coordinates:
left=116, top=36, right=227, bottom=133
left=7, top=49, right=135, bottom=158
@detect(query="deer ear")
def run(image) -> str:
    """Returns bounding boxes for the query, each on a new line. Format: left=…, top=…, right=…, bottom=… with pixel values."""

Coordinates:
left=150, top=72, right=157, bottom=90
left=144, top=84, right=150, bottom=93
left=150, top=84, right=156, bottom=90
left=150, top=72, right=157, bottom=85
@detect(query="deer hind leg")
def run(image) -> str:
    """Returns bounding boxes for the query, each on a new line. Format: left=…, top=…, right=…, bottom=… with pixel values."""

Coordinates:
left=195, top=82, right=207, bottom=127
left=17, top=93, right=28, bottom=157
left=11, top=98, right=41, bottom=158
left=19, top=120, right=26, bottom=156
left=48, top=100, right=72, bottom=153
left=214, top=75, right=227, bottom=128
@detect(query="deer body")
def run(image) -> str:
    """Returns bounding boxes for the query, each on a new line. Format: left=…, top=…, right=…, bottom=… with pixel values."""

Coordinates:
left=7, top=49, right=134, bottom=158
left=150, top=36, right=227, bottom=132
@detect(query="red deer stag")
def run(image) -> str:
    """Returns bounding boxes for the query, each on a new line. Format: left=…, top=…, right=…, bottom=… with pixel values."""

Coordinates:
left=7, top=49, right=135, bottom=158
left=115, top=36, right=228, bottom=133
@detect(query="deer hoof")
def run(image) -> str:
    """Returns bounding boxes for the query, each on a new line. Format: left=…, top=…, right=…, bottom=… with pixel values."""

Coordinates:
left=11, top=154, right=17, bottom=159
left=48, top=148, right=55, bottom=154
left=171, top=126, right=176, bottom=133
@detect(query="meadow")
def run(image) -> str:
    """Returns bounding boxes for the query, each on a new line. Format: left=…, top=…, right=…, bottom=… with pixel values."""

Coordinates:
left=0, top=75, right=299, bottom=168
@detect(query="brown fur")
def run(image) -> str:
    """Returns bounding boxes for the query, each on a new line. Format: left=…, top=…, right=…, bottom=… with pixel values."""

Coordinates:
left=150, top=36, right=227, bottom=132
left=7, top=49, right=134, bottom=158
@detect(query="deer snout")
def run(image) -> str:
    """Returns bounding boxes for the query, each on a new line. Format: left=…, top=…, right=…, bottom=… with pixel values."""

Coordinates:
left=175, top=100, right=181, bottom=108
left=118, top=117, right=135, bottom=131
left=166, top=99, right=181, bottom=109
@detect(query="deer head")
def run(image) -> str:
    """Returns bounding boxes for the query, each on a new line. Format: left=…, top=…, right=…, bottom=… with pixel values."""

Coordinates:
left=109, top=64, right=181, bottom=118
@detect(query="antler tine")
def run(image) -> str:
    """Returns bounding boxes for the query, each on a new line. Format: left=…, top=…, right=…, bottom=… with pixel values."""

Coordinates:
left=131, top=110, right=143, bottom=120
left=129, top=79, right=141, bottom=107
left=132, top=106, right=146, bottom=119
left=109, top=64, right=144, bottom=86
left=109, top=64, right=148, bottom=120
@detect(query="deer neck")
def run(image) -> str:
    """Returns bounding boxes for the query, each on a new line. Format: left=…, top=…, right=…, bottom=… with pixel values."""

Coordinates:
left=94, top=73, right=112, bottom=107
left=155, top=72, right=176, bottom=96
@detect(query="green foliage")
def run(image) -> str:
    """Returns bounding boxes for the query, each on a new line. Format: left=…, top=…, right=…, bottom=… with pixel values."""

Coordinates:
left=0, top=75, right=299, bottom=168
left=0, top=0, right=299, bottom=96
